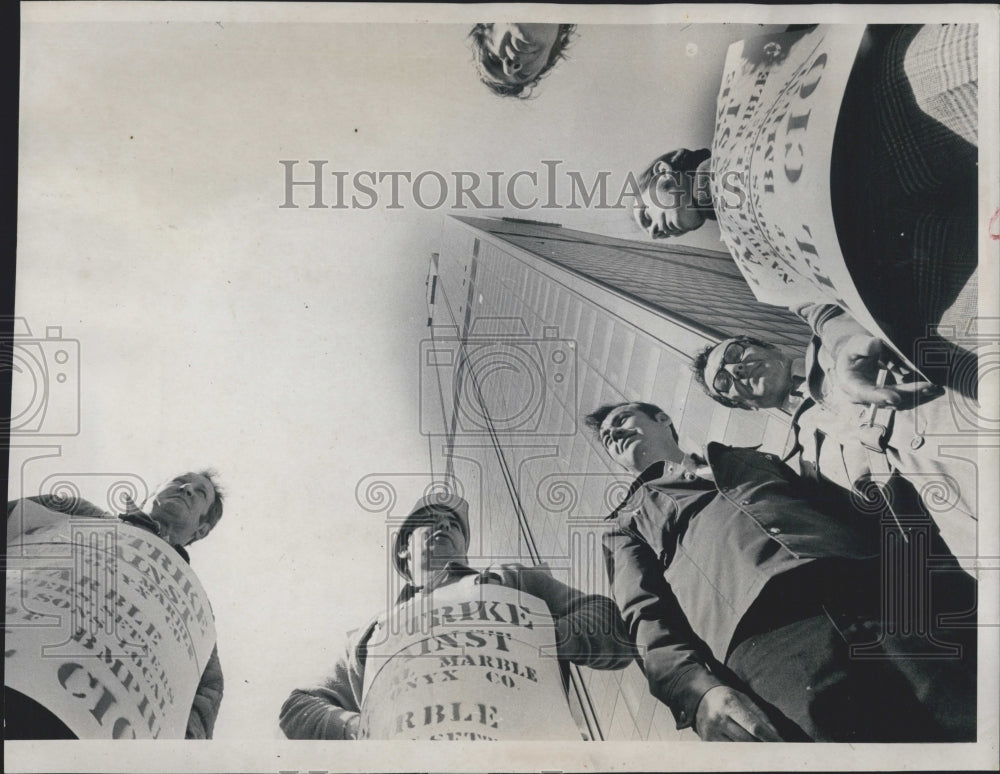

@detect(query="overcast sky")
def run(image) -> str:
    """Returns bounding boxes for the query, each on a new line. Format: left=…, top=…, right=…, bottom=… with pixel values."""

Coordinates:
left=12, top=3, right=825, bottom=741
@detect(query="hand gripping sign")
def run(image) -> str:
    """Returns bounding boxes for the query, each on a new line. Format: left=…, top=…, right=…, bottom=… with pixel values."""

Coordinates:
left=710, top=26, right=906, bottom=356
left=5, top=499, right=217, bottom=739
left=359, top=575, right=581, bottom=740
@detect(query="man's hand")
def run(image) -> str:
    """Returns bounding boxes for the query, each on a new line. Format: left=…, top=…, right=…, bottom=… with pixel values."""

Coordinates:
left=694, top=685, right=784, bottom=741
left=837, top=335, right=943, bottom=409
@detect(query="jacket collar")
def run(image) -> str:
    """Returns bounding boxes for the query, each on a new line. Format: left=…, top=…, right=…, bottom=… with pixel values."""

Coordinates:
left=606, top=454, right=714, bottom=520
left=118, top=512, right=191, bottom=564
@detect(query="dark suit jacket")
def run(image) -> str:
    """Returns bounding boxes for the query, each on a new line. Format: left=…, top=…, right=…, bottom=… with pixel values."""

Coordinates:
left=602, top=443, right=881, bottom=730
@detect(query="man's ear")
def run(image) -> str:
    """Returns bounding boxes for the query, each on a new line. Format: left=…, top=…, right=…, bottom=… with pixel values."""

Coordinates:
left=396, top=545, right=411, bottom=579
left=186, top=520, right=213, bottom=546
left=654, top=411, right=671, bottom=423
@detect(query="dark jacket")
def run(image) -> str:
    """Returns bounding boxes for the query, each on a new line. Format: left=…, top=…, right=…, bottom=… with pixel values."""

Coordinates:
left=602, top=443, right=881, bottom=730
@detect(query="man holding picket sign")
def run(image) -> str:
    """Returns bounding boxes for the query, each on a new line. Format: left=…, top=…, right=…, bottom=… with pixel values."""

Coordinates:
left=279, top=490, right=634, bottom=740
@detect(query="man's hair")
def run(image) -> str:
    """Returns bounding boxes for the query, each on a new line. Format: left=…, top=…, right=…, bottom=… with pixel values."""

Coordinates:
left=583, top=402, right=679, bottom=443
left=196, top=468, right=225, bottom=534
left=468, top=24, right=576, bottom=98
left=691, top=335, right=777, bottom=409
left=394, top=505, right=468, bottom=580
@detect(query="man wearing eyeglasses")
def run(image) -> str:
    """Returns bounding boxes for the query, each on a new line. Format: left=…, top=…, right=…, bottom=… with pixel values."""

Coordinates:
left=584, top=400, right=976, bottom=743
left=691, top=301, right=977, bottom=566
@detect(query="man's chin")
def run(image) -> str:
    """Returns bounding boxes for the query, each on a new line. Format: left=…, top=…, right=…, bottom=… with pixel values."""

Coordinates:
left=620, top=453, right=644, bottom=474
left=431, top=550, right=465, bottom=565
left=754, top=389, right=786, bottom=409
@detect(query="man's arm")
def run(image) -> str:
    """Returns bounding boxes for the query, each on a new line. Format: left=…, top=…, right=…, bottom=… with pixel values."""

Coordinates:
left=7, top=496, right=110, bottom=542
left=602, top=526, right=721, bottom=729
left=186, top=644, right=224, bottom=739
left=278, top=630, right=367, bottom=740
left=793, top=302, right=941, bottom=408
left=508, top=563, right=636, bottom=670
left=794, top=301, right=885, bottom=356
left=603, top=527, right=781, bottom=740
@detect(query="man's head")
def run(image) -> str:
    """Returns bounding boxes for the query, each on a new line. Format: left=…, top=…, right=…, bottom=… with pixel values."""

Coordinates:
left=393, top=494, right=471, bottom=582
left=692, top=336, right=794, bottom=410
left=144, top=470, right=224, bottom=547
left=469, top=23, right=576, bottom=98
left=633, top=148, right=712, bottom=239
left=584, top=402, right=683, bottom=474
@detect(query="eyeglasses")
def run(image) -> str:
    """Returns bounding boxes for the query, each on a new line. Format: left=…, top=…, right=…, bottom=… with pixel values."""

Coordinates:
left=711, top=341, right=748, bottom=394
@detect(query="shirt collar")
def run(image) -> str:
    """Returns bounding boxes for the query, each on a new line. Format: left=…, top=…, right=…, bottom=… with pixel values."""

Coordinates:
left=777, top=357, right=809, bottom=409
left=410, top=561, right=479, bottom=594
left=120, top=510, right=162, bottom=536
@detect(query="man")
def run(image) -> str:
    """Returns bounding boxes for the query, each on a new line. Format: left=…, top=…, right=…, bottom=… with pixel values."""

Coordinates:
left=585, top=401, right=976, bottom=742
left=279, top=492, right=634, bottom=740
left=630, top=25, right=979, bottom=383
left=469, top=23, right=576, bottom=98
left=5, top=470, right=226, bottom=739
left=691, top=301, right=978, bottom=565
left=632, top=147, right=714, bottom=240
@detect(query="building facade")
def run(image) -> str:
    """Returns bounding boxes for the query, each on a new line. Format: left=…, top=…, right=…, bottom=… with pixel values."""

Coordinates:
left=420, top=215, right=811, bottom=740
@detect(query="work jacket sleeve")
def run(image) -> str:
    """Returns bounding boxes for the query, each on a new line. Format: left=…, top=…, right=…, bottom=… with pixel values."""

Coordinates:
left=793, top=302, right=872, bottom=349
left=7, top=496, right=110, bottom=542
left=279, top=629, right=367, bottom=740
left=504, top=563, right=637, bottom=670
left=602, top=526, right=724, bottom=730
left=186, top=644, right=224, bottom=739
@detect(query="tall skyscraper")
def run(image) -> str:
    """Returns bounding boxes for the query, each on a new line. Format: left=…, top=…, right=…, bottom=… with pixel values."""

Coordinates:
left=420, top=215, right=810, bottom=740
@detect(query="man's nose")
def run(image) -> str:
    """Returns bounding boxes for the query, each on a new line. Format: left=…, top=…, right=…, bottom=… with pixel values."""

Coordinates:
left=611, top=426, right=629, bottom=441
left=502, top=56, right=520, bottom=75
left=649, top=210, right=670, bottom=239
left=729, top=361, right=748, bottom=377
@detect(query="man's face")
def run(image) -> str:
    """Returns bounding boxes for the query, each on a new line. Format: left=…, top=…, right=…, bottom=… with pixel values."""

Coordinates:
left=480, top=23, right=561, bottom=84
left=598, top=403, right=682, bottom=473
left=704, top=338, right=793, bottom=409
left=402, top=508, right=469, bottom=576
left=146, top=472, right=216, bottom=546
left=633, top=163, right=707, bottom=239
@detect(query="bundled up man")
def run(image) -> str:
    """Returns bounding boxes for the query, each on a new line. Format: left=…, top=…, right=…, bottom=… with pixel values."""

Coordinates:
left=586, top=401, right=976, bottom=742
left=6, top=471, right=226, bottom=739
left=279, top=492, right=635, bottom=740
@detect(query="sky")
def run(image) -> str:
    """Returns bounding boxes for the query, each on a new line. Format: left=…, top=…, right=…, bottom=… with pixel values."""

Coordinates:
left=38, top=0, right=1000, bottom=749
left=12, top=6, right=788, bottom=740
